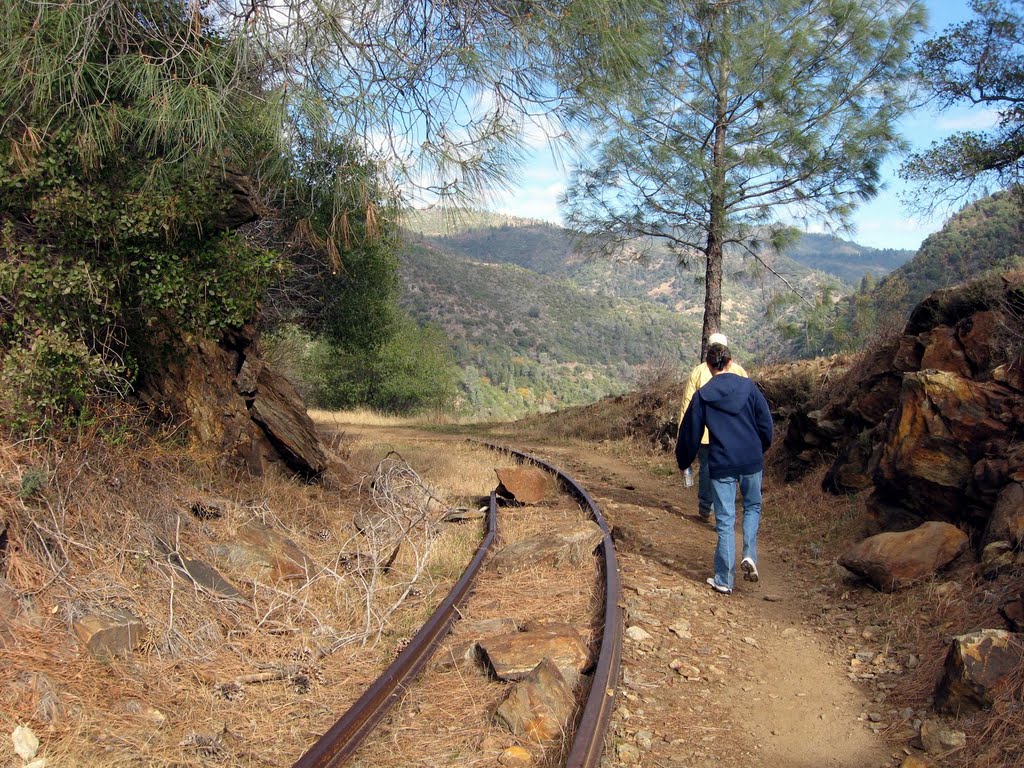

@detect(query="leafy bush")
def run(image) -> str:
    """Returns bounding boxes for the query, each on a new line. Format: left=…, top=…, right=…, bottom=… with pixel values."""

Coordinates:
left=0, top=330, right=123, bottom=433
left=0, top=2, right=283, bottom=434
left=0, top=134, right=279, bottom=431
left=266, top=317, right=459, bottom=415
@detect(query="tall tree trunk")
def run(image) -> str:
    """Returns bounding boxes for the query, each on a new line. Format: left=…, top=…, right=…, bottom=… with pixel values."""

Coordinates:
left=702, top=44, right=729, bottom=357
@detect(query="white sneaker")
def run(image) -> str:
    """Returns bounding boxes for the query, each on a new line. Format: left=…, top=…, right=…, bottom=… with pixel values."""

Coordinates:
left=741, top=557, right=759, bottom=583
left=706, top=577, right=732, bottom=594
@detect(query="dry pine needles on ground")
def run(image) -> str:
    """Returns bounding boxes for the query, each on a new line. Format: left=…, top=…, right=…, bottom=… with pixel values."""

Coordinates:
left=0, top=427, right=516, bottom=767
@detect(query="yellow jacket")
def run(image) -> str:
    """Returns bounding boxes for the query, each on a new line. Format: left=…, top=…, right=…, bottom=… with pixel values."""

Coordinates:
left=678, top=360, right=749, bottom=443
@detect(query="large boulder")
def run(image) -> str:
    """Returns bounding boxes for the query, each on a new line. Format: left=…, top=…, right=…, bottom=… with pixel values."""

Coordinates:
left=934, top=629, right=1024, bottom=715
left=838, top=522, right=969, bottom=591
left=873, top=371, right=1020, bottom=526
left=494, top=467, right=551, bottom=505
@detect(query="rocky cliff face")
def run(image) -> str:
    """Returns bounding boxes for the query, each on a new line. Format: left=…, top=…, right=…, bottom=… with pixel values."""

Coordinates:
left=137, top=324, right=330, bottom=479
left=781, top=270, right=1024, bottom=543
left=133, top=173, right=332, bottom=481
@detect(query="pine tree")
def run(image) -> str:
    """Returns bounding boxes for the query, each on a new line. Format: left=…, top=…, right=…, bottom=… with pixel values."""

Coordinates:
left=564, top=0, right=924, bottom=352
left=901, top=0, right=1024, bottom=210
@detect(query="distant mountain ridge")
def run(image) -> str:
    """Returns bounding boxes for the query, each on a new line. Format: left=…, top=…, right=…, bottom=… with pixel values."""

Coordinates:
left=397, top=210, right=917, bottom=417
left=403, top=209, right=913, bottom=285
left=781, top=233, right=914, bottom=284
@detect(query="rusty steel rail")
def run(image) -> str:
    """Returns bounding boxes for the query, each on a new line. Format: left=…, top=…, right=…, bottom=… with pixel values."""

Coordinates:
left=481, top=441, right=623, bottom=768
left=292, top=492, right=498, bottom=768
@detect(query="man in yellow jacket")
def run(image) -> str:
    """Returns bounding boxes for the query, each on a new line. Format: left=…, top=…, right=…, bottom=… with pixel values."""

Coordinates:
left=678, top=332, right=748, bottom=522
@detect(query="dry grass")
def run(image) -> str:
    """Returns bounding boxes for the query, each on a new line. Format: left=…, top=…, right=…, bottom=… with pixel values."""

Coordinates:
left=0, top=420, right=514, bottom=767
left=309, top=408, right=471, bottom=429
left=761, top=466, right=869, bottom=561
left=352, top=490, right=600, bottom=768
left=873, top=570, right=1024, bottom=768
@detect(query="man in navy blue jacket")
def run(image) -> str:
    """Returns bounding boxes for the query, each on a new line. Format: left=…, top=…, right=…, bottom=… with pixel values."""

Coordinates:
left=676, top=343, right=773, bottom=594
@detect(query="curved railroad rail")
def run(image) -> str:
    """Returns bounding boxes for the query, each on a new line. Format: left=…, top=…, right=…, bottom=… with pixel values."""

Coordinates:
left=292, top=442, right=622, bottom=768
left=481, top=441, right=623, bottom=768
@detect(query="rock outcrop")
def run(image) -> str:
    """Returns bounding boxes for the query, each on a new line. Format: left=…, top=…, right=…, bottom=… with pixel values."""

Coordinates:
left=133, top=173, right=334, bottom=480
left=138, top=325, right=331, bottom=479
left=780, top=270, right=1024, bottom=545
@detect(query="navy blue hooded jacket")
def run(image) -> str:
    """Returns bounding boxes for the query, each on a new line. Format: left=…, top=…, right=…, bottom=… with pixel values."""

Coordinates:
left=675, top=372, right=774, bottom=478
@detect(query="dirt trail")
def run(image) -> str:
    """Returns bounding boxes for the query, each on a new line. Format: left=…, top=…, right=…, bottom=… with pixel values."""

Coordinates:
left=344, top=426, right=900, bottom=767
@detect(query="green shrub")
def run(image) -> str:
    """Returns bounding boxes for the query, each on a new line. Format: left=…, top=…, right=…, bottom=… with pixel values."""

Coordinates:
left=0, top=330, right=123, bottom=433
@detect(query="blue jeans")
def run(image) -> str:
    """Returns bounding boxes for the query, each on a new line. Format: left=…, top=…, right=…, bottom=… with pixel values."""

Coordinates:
left=709, top=471, right=763, bottom=590
left=697, top=444, right=712, bottom=516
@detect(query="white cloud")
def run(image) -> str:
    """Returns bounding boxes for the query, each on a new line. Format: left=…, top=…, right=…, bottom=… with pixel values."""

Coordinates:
left=936, top=108, right=1001, bottom=132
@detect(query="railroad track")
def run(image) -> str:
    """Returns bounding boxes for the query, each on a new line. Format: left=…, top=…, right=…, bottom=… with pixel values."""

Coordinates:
left=292, top=441, right=622, bottom=768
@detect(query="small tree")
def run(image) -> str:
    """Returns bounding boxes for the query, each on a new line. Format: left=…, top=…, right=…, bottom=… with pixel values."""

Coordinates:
left=901, top=0, right=1024, bottom=210
left=564, top=0, right=924, bottom=352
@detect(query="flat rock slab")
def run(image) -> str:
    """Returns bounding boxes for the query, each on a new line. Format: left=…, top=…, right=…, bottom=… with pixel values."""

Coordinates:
left=248, top=363, right=329, bottom=476
left=433, top=618, right=520, bottom=672
left=478, top=623, right=590, bottom=686
left=494, top=657, right=575, bottom=742
left=495, top=467, right=551, bottom=505
left=838, top=521, right=968, bottom=591
left=212, top=521, right=313, bottom=582
left=173, top=556, right=244, bottom=600
left=489, top=520, right=604, bottom=573
left=73, top=608, right=148, bottom=657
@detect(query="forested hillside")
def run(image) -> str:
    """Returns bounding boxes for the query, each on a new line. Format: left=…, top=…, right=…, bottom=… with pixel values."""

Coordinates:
left=399, top=242, right=702, bottom=418
left=872, top=192, right=1024, bottom=317
left=818, top=192, right=1024, bottom=354
left=394, top=212, right=914, bottom=418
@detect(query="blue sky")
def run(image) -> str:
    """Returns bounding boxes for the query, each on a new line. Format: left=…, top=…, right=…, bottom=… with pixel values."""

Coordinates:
left=489, top=0, right=989, bottom=252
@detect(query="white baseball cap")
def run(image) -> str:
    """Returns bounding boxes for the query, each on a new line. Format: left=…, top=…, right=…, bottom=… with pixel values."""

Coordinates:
left=708, top=332, right=728, bottom=346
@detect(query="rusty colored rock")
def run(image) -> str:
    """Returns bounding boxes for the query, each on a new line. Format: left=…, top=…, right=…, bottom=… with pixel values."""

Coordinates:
left=136, top=325, right=331, bottom=478
left=993, top=360, right=1024, bottom=391
left=73, top=608, right=148, bottom=657
left=838, top=521, right=969, bottom=591
left=489, top=521, right=604, bottom=573
left=249, top=364, right=329, bottom=477
left=479, top=623, right=590, bottom=686
left=984, top=482, right=1024, bottom=549
left=494, top=657, right=575, bottom=742
left=919, top=326, right=971, bottom=377
left=874, top=371, right=1015, bottom=523
left=494, top=467, right=551, bottom=505
left=212, top=521, right=313, bottom=581
left=498, top=745, right=534, bottom=767
left=935, top=629, right=1024, bottom=714
left=999, top=598, right=1024, bottom=632
left=958, top=310, right=998, bottom=372
left=919, top=720, right=966, bottom=754
left=980, top=541, right=1016, bottom=579
left=822, top=433, right=877, bottom=494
